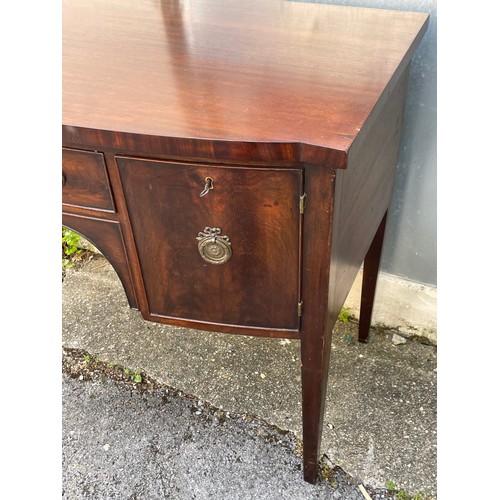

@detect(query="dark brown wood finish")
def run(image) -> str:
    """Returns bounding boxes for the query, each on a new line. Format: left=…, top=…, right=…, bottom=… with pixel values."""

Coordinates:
left=359, top=211, right=388, bottom=343
left=299, top=164, right=337, bottom=481
left=117, top=157, right=303, bottom=331
left=327, top=66, right=411, bottom=330
left=63, top=0, right=428, bottom=166
left=62, top=148, right=115, bottom=212
left=62, top=213, right=138, bottom=309
left=63, top=0, right=429, bottom=484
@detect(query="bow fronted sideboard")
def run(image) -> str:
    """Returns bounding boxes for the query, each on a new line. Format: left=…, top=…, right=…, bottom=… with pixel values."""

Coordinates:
left=62, top=0, right=428, bottom=483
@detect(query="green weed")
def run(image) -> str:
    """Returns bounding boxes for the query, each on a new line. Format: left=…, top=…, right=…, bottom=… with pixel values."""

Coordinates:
left=386, top=481, right=425, bottom=500
left=339, top=306, right=351, bottom=324
left=62, top=227, right=83, bottom=268
left=62, top=227, right=81, bottom=256
left=124, top=368, right=143, bottom=383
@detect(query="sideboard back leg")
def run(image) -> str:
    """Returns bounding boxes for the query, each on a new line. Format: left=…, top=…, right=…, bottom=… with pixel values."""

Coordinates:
left=358, top=210, right=388, bottom=343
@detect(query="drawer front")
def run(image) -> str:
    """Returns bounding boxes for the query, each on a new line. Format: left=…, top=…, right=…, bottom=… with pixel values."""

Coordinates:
left=62, top=148, right=115, bottom=211
left=117, top=157, right=303, bottom=330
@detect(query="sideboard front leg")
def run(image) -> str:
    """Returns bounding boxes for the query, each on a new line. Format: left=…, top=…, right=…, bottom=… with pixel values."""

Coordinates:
left=300, top=328, right=333, bottom=484
left=358, top=210, right=388, bottom=343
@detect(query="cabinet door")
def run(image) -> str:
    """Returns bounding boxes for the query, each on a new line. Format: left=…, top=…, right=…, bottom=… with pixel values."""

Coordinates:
left=117, top=157, right=303, bottom=330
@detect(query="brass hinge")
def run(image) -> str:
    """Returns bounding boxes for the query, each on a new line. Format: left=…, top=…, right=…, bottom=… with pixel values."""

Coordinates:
left=299, top=193, right=307, bottom=214
left=297, top=300, right=304, bottom=317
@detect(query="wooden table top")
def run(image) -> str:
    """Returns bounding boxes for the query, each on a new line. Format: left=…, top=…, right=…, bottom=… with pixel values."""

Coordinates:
left=63, top=0, right=428, bottom=160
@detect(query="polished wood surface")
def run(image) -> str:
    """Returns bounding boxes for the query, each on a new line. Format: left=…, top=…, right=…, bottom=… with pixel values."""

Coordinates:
left=359, top=211, right=388, bottom=343
left=63, top=0, right=428, bottom=166
left=62, top=213, right=138, bottom=309
left=327, top=66, right=411, bottom=327
left=62, top=148, right=115, bottom=212
left=117, top=157, right=303, bottom=330
left=62, top=0, right=429, bottom=485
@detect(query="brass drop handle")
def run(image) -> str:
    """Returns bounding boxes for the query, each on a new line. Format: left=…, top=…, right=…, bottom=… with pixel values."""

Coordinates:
left=196, top=227, right=232, bottom=265
left=199, top=177, right=214, bottom=197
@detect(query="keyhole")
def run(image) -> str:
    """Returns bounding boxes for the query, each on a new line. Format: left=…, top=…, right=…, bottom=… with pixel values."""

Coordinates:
left=199, top=177, right=214, bottom=197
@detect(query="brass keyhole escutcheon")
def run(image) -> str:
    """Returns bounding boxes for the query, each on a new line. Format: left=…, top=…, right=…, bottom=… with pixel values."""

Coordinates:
left=196, top=227, right=232, bottom=265
left=199, top=177, right=214, bottom=197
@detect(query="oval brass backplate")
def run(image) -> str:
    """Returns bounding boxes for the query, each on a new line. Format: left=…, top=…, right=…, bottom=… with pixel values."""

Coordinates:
left=196, top=227, right=232, bottom=265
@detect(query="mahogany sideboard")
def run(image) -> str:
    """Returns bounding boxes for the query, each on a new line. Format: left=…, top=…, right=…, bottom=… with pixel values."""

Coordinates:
left=62, top=0, right=429, bottom=484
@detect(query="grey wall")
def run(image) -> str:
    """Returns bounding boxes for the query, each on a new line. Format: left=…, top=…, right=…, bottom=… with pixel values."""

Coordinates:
left=299, top=0, right=437, bottom=286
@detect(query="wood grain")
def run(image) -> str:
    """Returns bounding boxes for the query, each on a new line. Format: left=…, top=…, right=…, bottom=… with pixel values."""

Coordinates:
left=298, top=163, right=337, bottom=482
left=62, top=213, right=138, bottom=309
left=327, top=66, right=411, bottom=329
left=117, top=157, right=303, bottom=330
left=63, top=0, right=428, bottom=167
left=62, top=148, right=115, bottom=212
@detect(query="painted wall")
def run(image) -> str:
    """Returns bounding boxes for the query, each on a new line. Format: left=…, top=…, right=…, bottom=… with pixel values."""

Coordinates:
left=299, top=0, right=437, bottom=285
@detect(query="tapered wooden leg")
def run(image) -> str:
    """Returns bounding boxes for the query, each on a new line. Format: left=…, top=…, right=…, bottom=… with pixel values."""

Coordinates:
left=300, top=328, right=333, bottom=483
left=359, top=210, right=388, bottom=343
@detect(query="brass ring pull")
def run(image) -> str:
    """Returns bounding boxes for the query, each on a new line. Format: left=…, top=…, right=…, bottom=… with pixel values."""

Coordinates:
left=199, top=177, right=214, bottom=197
left=196, top=227, right=232, bottom=264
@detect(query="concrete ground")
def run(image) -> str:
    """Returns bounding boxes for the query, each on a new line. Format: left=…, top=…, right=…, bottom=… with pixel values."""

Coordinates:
left=62, top=256, right=437, bottom=499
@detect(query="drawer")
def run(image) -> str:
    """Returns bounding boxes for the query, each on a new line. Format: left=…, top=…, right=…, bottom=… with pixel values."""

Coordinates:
left=62, top=148, right=115, bottom=211
left=117, top=157, right=303, bottom=330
